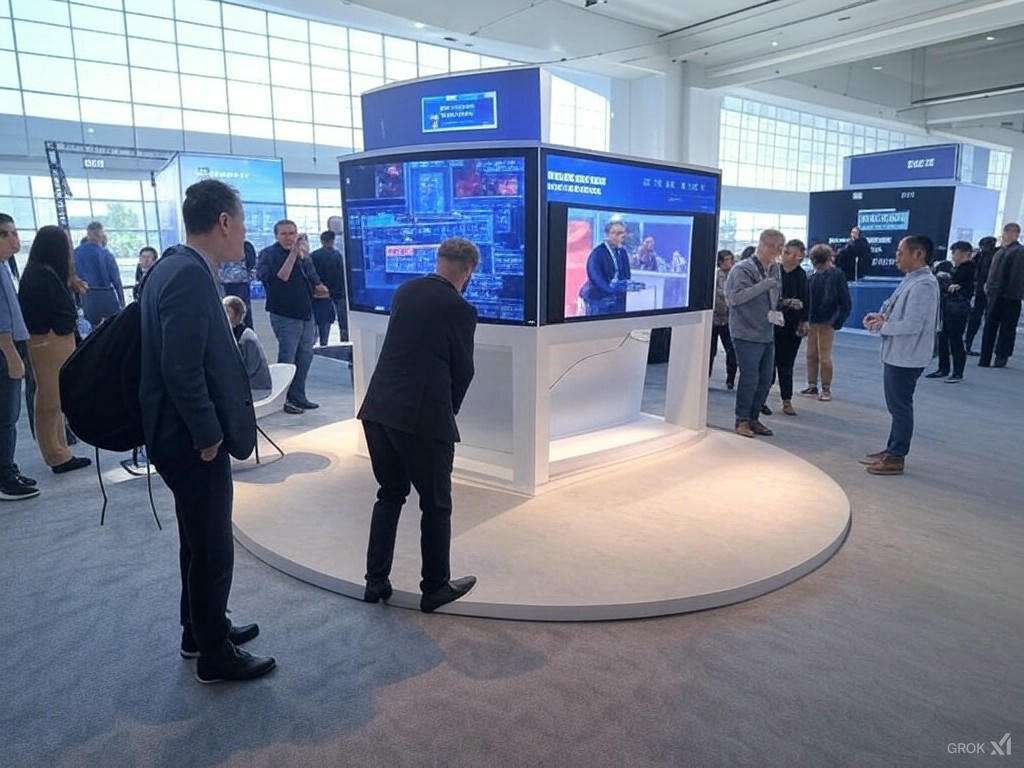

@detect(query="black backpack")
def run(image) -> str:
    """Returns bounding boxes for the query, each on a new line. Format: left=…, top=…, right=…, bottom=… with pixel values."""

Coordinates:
left=59, top=301, right=143, bottom=452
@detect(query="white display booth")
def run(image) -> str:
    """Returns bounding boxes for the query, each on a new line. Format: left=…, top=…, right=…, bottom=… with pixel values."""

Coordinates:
left=349, top=307, right=712, bottom=495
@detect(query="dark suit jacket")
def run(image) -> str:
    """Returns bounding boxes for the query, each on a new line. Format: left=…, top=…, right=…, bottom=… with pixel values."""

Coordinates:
left=140, top=246, right=256, bottom=465
left=986, top=241, right=1024, bottom=301
left=584, top=243, right=631, bottom=299
left=310, top=246, right=346, bottom=300
left=357, top=275, right=477, bottom=443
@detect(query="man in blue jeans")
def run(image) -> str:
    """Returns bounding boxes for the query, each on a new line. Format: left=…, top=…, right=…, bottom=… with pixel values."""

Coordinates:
left=861, top=234, right=940, bottom=476
left=257, top=219, right=329, bottom=414
left=0, top=213, right=39, bottom=501
left=725, top=229, right=784, bottom=438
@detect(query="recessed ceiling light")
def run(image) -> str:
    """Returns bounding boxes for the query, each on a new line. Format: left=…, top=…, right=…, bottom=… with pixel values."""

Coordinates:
left=872, top=65, right=883, bottom=70
left=414, top=22, right=425, bottom=29
left=771, top=40, right=779, bottom=47
left=986, top=35, right=996, bottom=41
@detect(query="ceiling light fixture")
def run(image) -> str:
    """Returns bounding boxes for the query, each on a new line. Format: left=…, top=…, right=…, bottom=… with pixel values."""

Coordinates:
left=909, top=82, right=1024, bottom=107
left=771, top=40, right=779, bottom=47
left=872, top=65, right=883, bottom=70
left=838, top=16, right=851, bottom=21
left=414, top=22, right=425, bottom=29
left=986, top=35, right=996, bottom=41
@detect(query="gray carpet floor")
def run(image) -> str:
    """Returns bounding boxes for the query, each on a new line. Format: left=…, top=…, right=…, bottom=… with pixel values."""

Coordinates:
left=2, top=305, right=1021, bottom=768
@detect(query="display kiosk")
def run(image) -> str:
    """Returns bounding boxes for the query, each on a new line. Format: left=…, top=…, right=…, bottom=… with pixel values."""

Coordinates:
left=343, top=69, right=720, bottom=495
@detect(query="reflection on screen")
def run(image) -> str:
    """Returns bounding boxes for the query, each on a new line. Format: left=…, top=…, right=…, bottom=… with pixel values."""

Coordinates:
left=344, top=156, right=528, bottom=322
left=565, top=208, right=693, bottom=319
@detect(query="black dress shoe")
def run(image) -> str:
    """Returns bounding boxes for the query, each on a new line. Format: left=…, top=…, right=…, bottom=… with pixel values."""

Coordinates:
left=283, top=401, right=304, bottom=414
left=52, top=456, right=92, bottom=474
left=994, top=357, right=1008, bottom=368
left=924, top=370, right=948, bottom=379
left=421, top=576, right=477, bottom=613
left=760, top=404, right=772, bottom=416
left=181, top=623, right=260, bottom=659
left=195, top=644, right=276, bottom=684
left=295, top=399, right=319, bottom=410
left=364, top=579, right=393, bottom=603
left=966, top=349, right=980, bottom=356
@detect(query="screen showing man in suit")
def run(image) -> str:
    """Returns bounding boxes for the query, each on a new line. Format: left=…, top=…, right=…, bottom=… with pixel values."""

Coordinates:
left=566, top=208, right=694, bottom=318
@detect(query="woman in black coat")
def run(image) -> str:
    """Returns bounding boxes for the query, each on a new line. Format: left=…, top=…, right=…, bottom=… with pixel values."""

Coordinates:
left=17, top=226, right=91, bottom=474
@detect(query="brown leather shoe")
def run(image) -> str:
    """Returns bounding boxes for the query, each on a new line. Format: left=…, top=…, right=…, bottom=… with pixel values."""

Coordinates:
left=750, top=420, right=774, bottom=436
left=866, top=455, right=905, bottom=475
left=858, top=451, right=888, bottom=465
left=782, top=400, right=796, bottom=416
left=735, top=420, right=756, bottom=438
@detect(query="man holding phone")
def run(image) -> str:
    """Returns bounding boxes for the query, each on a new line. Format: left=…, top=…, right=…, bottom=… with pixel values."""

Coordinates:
left=257, top=220, right=329, bottom=414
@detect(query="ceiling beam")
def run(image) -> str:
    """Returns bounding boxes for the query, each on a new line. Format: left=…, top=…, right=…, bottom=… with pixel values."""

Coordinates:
left=900, top=92, right=1024, bottom=126
left=702, top=0, right=1024, bottom=88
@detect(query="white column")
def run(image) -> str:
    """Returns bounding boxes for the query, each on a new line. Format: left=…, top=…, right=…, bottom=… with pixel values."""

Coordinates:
left=664, top=63, right=722, bottom=168
left=1002, top=148, right=1024, bottom=226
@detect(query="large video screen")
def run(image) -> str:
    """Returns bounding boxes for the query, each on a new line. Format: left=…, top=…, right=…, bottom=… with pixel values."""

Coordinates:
left=341, top=150, right=536, bottom=324
left=808, top=187, right=955, bottom=278
left=562, top=208, right=693, bottom=319
left=544, top=150, right=719, bottom=323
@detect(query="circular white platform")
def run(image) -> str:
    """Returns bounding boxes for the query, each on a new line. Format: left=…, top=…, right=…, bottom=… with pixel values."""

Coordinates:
left=232, top=420, right=850, bottom=621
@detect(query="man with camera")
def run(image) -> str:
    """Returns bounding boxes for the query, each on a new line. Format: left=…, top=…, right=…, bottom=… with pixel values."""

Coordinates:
left=257, top=219, right=329, bottom=414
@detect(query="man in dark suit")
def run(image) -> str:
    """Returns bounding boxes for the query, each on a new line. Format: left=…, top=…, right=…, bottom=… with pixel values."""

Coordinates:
left=836, top=226, right=871, bottom=282
left=310, top=230, right=347, bottom=345
left=581, top=220, right=631, bottom=316
left=358, top=237, right=479, bottom=613
left=980, top=222, right=1024, bottom=368
left=140, top=179, right=275, bottom=684
left=965, top=236, right=997, bottom=355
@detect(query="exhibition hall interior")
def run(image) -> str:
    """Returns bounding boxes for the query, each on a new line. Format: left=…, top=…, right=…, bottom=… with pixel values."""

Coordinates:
left=1, top=0, right=1022, bottom=765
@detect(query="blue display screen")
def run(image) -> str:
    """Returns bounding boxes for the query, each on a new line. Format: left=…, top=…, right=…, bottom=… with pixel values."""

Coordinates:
left=545, top=152, right=718, bottom=214
left=422, top=91, right=498, bottom=133
left=342, top=153, right=531, bottom=323
left=362, top=69, right=541, bottom=150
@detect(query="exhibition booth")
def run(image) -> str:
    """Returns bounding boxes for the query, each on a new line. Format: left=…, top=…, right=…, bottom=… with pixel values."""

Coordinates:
left=809, top=143, right=1000, bottom=328
left=231, top=66, right=851, bottom=620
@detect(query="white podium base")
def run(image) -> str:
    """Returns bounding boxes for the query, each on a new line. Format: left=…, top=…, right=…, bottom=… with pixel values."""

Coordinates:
left=232, top=419, right=850, bottom=621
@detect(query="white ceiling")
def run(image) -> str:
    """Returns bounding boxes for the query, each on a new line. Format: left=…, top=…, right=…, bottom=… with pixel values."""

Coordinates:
left=246, top=0, right=1024, bottom=143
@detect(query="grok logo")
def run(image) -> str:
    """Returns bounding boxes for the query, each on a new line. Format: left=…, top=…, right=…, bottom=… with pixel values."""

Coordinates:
left=947, top=733, right=1011, bottom=756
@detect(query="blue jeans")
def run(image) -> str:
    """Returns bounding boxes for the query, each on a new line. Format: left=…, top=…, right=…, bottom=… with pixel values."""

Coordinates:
left=269, top=314, right=316, bottom=404
left=0, top=348, right=23, bottom=481
left=733, top=338, right=774, bottom=422
left=883, top=363, right=923, bottom=458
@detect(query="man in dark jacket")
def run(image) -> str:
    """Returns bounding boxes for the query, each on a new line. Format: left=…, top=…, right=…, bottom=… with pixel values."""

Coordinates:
left=358, top=237, right=479, bottom=613
left=979, top=222, right=1024, bottom=368
left=256, top=220, right=328, bottom=413
left=835, top=226, right=871, bottom=282
left=310, top=230, right=347, bottom=345
left=965, top=236, right=997, bottom=354
left=801, top=244, right=852, bottom=401
left=773, top=240, right=810, bottom=415
left=140, top=179, right=275, bottom=684
left=220, top=240, right=257, bottom=329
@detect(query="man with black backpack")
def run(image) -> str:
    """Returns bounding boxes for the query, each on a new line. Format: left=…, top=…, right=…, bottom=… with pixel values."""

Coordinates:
left=140, top=179, right=275, bottom=684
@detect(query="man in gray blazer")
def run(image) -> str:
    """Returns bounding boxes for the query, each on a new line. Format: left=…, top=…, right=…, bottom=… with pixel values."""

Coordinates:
left=140, top=179, right=275, bottom=684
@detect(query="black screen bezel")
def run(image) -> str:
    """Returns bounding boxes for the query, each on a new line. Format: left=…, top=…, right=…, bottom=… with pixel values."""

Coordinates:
left=539, top=147, right=721, bottom=325
left=340, top=146, right=540, bottom=326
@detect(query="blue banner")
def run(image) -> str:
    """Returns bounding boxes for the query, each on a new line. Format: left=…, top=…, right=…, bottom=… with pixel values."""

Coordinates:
left=362, top=68, right=541, bottom=150
left=422, top=91, right=498, bottom=133
left=849, top=144, right=959, bottom=185
left=545, top=152, right=718, bottom=214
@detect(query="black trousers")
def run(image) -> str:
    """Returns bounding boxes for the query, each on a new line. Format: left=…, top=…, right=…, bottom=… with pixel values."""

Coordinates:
left=964, top=292, right=987, bottom=351
left=773, top=327, right=803, bottom=401
left=363, top=420, right=454, bottom=593
left=980, top=297, right=1022, bottom=364
left=156, top=448, right=234, bottom=656
left=709, top=324, right=737, bottom=382
left=937, top=308, right=968, bottom=376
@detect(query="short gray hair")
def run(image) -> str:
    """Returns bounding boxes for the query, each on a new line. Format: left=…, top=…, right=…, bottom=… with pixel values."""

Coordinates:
left=437, top=237, right=480, bottom=270
left=759, top=228, right=785, bottom=245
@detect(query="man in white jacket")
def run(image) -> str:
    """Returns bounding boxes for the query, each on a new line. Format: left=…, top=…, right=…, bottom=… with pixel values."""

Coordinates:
left=860, top=235, right=940, bottom=476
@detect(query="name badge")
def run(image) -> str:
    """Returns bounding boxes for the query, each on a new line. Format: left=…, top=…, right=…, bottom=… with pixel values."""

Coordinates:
left=768, top=310, right=785, bottom=327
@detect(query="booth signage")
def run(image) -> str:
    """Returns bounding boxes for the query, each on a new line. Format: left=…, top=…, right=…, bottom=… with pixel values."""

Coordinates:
left=849, top=144, right=959, bottom=185
left=421, top=91, right=498, bottom=133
